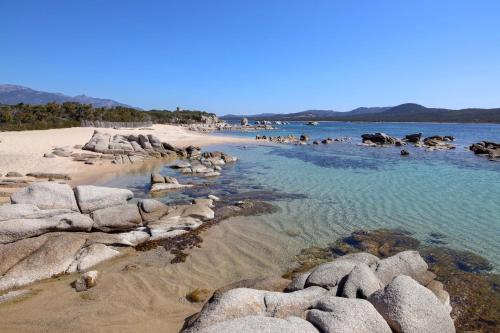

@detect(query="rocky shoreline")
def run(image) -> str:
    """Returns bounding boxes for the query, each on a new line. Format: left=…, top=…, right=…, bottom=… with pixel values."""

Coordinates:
left=283, top=229, right=499, bottom=333
left=181, top=250, right=455, bottom=333
left=1, top=128, right=499, bottom=332
left=0, top=181, right=219, bottom=291
left=253, top=130, right=500, bottom=161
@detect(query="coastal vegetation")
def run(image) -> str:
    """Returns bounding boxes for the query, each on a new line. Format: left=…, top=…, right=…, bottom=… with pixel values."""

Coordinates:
left=0, top=102, right=216, bottom=131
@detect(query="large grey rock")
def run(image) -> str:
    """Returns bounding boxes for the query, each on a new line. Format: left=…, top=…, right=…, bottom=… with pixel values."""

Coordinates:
left=307, top=297, right=391, bottom=333
left=341, top=263, right=384, bottom=299
left=264, top=286, right=327, bottom=318
left=0, top=204, right=72, bottom=221
left=67, top=243, right=121, bottom=272
left=183, top=287, right=326, bottom=333
left=147, top=134, right=163, bottom=149
left=305, top=259, right=358, bottom=290
left=130, top=141, right=144, bottom=152
left=0, top=212, right=94, bottom=244
left=74, top=185, right=133, bottom=213
left=286, top=252, right=379, bottom=292
left=0, top=233, right=86, bottom=291
left=138, top=199, right=170, bottom=222
left=184, top=288, right=266, bottom=332
left=361, top=133, right=397, bottom=145
left=369, top=275, right=455, bottom=333
left=286, top=271, right=311, bottom=292
left=11, top=182, right=79, bottom=211
left=196, top=316, right=319, bottom=333
left=83, top=131, right=111, bottom=153
left=371, top=251, right=428, bottom=284
left=91, top=204, right=142, bottom=232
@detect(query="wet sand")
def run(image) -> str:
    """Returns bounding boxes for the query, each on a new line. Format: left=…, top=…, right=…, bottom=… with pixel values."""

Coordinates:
left=0, top=216, right=299, bottom=333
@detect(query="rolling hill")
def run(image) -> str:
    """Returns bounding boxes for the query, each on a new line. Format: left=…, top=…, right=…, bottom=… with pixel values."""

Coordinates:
left=0, top=84, right=138, bottom=109
left=221, top=104, right=500, bottom=123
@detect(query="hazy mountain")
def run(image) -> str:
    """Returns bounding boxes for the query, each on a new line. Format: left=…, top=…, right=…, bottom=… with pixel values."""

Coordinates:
left=221, top=103, right=500, bottom=123
left=348, top=106, right=392, bottom=115
left=0, top=84, right=138, bottom=109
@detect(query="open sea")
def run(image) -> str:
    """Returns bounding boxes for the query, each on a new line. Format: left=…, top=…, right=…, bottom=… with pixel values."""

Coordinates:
left=98, top=122, right=500, bottom=271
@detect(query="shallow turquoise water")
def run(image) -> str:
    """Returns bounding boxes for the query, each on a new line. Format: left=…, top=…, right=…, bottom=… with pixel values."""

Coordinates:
left=100, top=122, right=500, bottom=269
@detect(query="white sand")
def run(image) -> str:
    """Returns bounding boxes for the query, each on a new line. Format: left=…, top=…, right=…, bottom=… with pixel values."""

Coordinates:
left=0, top=125, right=250, bottom=183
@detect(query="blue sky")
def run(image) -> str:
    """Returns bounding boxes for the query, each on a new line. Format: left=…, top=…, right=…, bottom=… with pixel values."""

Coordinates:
left=1, top=0, right=499, bottom=115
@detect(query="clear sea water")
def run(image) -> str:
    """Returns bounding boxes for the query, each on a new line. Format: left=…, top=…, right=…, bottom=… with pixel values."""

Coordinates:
left=99, top=122, right=500, bottom=270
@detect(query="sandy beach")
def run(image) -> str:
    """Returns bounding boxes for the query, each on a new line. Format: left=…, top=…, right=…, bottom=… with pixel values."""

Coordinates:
left=0, top=216, right=296, bottom=333
left=0, top=125, right=250, bottom=184
left=0, top=124, right=283, bottom=333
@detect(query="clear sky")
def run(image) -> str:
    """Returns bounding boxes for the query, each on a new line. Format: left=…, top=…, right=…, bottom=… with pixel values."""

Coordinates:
left=1, top=0, right=499, bottom=115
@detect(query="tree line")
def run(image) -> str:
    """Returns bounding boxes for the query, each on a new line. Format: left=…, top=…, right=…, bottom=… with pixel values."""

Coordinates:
left=0, top=102, right=215, bottom=131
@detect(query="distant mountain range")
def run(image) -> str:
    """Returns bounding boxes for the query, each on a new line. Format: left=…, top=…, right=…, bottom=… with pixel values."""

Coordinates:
left=222, top=104, right=500, bottom=123
left=0, top=84, right=137, bottom=109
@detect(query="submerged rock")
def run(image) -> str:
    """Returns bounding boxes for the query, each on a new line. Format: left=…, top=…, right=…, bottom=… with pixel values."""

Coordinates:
left=150, top=183, right=193, bottom=192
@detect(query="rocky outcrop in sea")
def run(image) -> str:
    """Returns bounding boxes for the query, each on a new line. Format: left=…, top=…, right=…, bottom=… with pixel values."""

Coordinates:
left=360, top=132, right=456, bottom=151
left=469, top=141, right=500, bottom=159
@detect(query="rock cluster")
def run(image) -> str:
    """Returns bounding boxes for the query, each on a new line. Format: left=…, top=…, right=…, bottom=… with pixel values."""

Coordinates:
left=150, top=174, right=193, bottom=192
left=77, top=131, right=201, bottom=165
left=360, top=132, right=456, bottom=151
left=421, top=135, right=455, bottom=150
left=256, top=135, right=301, bottom=144
left=168, top=151, right=237, bottom=178
left=362, top=133, right=398, bottom=145
left=182, top=251, right=455, bottom=333
left=0, top=182, right=216, bottom=291
left=256, top=135, right=351, bottom=146
left=469, top=141, right=500, bottom=159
